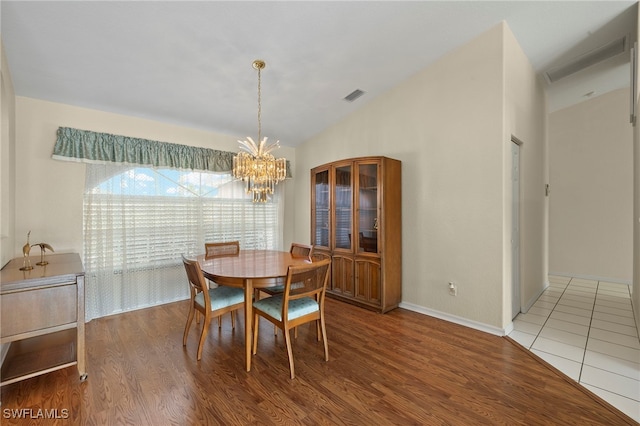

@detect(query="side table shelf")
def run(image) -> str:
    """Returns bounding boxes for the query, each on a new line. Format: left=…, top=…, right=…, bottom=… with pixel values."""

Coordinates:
left=0, top=253, right=87, bottom=386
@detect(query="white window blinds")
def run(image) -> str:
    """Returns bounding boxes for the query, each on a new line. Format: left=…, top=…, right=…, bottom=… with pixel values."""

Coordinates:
left=84, top=163, right=284, bottom=320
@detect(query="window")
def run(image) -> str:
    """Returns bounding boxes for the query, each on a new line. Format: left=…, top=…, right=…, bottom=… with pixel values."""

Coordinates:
left=84, top=163, right=284, bottom=320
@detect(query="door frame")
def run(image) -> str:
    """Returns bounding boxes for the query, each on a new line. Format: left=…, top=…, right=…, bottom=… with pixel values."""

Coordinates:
left=511, top=137, right=522, bottom=319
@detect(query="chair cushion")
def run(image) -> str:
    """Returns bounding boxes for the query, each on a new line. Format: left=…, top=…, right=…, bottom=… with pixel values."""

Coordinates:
left=195, top=285, right=245, bottom=311
left=253, top=295, right=319, bottom=321
left=262, top=284, right=285, bottom=294
left=262, top=282, right=303, bottom=295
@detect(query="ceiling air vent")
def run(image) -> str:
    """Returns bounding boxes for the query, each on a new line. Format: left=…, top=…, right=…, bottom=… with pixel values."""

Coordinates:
left=544, top=35, right=628, bottom=83
left=344, top=89, right=365, bottom=102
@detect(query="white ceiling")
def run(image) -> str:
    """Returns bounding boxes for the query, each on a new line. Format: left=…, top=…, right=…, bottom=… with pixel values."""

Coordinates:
left=1, top=1, right=637, bottom=147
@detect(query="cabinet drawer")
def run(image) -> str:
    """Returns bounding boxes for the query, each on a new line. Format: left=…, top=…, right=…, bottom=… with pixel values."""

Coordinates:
left=1, top=283, right=77, bottom=338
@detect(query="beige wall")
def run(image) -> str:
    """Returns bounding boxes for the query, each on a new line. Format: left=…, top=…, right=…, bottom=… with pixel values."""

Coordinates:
left=12, top=97, right=296, bottom=259
left=295, top=23, right=545, bottom=332
left=1, top=39, right=16, bottom=267
left=1, top=38, right=16, bottom=363
left=548, top=89, right=633, bottom=283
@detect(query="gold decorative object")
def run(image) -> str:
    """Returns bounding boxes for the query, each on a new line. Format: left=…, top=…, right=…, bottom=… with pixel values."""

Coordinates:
left=20, top=231, right=33, bottom=271
left=32, top=242, right=54, bottom=266
left=232, top=59, right=287, bottom=203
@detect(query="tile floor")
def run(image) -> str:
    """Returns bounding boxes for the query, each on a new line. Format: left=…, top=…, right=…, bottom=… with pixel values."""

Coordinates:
left=508, top=275, right=640, bottom=422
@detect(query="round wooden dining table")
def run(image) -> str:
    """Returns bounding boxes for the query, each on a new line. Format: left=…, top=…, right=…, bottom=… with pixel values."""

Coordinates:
left=198, top=249, right=312, bottom=372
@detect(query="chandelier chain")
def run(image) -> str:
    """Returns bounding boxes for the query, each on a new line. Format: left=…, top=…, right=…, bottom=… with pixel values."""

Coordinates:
left=257, top=65, right=261, bottom=142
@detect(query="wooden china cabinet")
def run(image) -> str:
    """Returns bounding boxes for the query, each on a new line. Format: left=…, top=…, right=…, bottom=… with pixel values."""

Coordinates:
left=311, top=156, right=401, bottom=313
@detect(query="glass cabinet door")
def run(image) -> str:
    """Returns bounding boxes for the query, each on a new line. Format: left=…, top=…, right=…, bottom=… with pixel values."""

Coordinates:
left=333, top=164, right=353, bottom=250
left=312, top=169, right=330, bottom=248
left=357, top=163, right=379, bottom=254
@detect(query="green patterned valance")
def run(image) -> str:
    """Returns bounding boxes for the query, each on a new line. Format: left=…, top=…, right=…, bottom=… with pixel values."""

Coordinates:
left=53, top=127, right=291, bottom=176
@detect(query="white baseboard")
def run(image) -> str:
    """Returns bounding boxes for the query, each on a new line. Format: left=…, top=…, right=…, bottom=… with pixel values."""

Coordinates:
left=548, top=271, right=631, bottom=286
left=398, top=301, right=507, bottom=336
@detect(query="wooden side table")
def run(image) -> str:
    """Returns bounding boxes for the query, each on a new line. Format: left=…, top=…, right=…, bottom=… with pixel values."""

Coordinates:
left=0, top=253, right=86, bottom=386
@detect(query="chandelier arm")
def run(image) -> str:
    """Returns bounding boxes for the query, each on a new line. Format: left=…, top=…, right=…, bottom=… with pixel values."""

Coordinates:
left=238, top=137, right=259, bottom=155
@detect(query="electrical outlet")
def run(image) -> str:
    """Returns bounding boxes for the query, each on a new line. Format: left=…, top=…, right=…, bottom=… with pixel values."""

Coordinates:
left=448, top=281, right=457, bottom=296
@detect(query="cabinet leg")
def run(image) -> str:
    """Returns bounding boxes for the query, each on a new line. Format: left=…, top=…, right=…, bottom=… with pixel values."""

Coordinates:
left=80, top=373, right=88, bottom=382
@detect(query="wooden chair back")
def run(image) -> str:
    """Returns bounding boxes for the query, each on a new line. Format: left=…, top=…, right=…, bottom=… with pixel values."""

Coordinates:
left=282, top=259, right=331, bottom=315
left=289, top=242, right=313, bottom=261
left=182, top=254, right=209, bottom=305
left=205, top=241, right=240, bottom=259
left=311, top=252, right=330, bottom=262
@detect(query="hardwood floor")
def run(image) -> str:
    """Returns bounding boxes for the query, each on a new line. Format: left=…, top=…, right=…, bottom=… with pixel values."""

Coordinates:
left=1, top=298, right=636, bottom=425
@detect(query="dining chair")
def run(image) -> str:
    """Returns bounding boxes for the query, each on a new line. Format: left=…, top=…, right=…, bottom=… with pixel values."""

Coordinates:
left=260, top=242, right=315, bottom=335
left=261, top=242, right=314, bottom=298
left=204, top=241, right=241, bottom=327
left=252, top=258, right=331, bottom=379
left=181, top=254, right=245, bottom=361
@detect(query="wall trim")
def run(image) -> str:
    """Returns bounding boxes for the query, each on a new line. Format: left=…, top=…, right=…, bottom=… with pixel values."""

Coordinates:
left=548, top=271, right=632, bottom=286
left=398, top=302, right=507, bottom=336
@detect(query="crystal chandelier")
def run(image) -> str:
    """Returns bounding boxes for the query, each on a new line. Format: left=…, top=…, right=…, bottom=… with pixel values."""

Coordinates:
left=233, top=59, right=286, bottom=203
